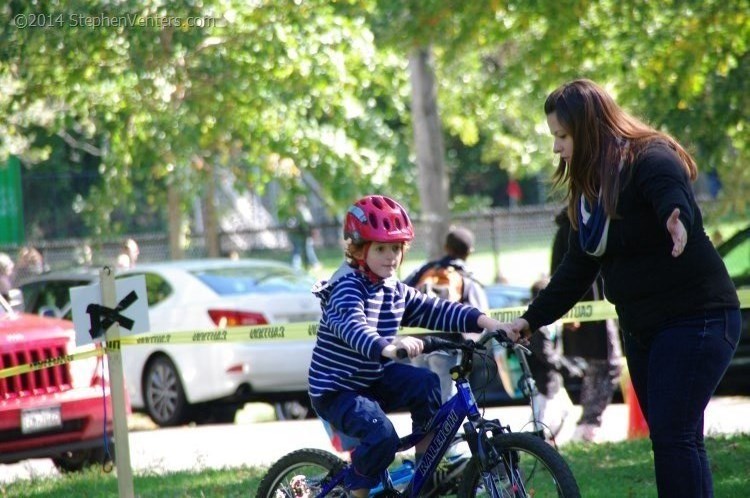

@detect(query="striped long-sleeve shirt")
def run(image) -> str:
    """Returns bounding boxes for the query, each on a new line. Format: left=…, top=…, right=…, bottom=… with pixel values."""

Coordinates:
left=308, top=263, right=484, bottom=398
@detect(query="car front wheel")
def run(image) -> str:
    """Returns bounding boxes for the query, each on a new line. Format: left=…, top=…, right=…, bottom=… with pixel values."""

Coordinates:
left=143, top=355, right=188, bottom=427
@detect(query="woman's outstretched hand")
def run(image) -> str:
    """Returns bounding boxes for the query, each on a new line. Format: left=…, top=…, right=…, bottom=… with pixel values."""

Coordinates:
left=667, top=207, right=687, bottom=258
left=498, top=318, right=530, bottom=342
left=478, top=315, right=520, bottom=342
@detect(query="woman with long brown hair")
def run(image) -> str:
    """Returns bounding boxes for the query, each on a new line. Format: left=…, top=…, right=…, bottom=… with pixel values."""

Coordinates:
left=502, top=79, right=740, bottom=497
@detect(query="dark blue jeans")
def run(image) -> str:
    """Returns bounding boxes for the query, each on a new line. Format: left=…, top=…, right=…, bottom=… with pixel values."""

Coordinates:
left=310, top=362, right=441, bottom=491
left=623, top=308, right=741, bottom=498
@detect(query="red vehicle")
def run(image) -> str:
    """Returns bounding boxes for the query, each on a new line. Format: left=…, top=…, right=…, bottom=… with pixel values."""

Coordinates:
left=0, top=293, right=117, bottom=472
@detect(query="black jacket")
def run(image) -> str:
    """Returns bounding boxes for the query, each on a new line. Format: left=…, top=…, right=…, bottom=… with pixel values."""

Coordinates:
left=552, top=209, right=613, bottom=360
left=523, top=143, right=739, bottom=344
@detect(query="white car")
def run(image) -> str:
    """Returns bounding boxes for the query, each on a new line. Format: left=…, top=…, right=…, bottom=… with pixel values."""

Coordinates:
left=18, top=258, right=321, bottom=426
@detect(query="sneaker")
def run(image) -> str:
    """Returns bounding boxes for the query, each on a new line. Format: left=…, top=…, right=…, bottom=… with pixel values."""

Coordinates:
left=571, top=423, right=599, bottom=443
left=421, top=453, right=470, bottom=496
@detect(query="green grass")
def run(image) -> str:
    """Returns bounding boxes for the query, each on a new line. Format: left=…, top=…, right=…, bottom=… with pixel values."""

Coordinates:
left=4, top=433, right=748, bottom=497
left=565, top=435, right=750, bottom=497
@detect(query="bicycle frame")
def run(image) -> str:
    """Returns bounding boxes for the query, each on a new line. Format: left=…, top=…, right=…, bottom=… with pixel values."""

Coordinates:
left=313, top=335, right=531, bottom=497
left=398, top=375, right=481, bottom=496
left=259, top=333, right=581, bottom=498
left=313, top=378, right=478, bottom=497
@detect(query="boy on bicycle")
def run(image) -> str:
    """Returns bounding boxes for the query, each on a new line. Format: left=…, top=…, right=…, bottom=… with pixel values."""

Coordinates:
left=308, top=194, right=511, bottom=497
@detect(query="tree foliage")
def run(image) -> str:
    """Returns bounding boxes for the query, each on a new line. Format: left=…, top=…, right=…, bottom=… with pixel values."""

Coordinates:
left=1, top=0, right=415, bottom=239
left=0, top=0, right=747, bottom=243
left=432, top=0, right=749, bottom=212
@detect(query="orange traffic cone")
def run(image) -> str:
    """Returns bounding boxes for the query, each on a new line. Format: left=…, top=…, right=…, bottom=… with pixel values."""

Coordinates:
left=623, top=372, right=649, bottom=439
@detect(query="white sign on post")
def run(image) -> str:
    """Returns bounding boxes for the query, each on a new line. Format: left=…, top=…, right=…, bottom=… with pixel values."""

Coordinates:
left=70, top=275, right=150, bottom=347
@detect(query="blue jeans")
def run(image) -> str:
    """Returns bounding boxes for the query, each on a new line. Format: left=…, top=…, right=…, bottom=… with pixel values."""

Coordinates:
left=310, top=363, right=441, bottom=491
left=623, top=308, right=741, bottom=498
left=291, top=236, right=319, bottom=270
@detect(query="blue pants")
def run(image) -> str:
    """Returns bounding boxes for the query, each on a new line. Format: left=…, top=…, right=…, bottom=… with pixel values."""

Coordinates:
left=623, top=308, right=741, bottom=498
left=310, top=363, right=441, bottom=490
left=291, top=236, right=319, bottom=270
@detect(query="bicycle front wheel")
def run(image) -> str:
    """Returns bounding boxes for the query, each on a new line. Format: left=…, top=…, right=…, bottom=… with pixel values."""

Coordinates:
left=256, top=448, right=347, bottom=498
left=458, top=432, right=580, bottom=498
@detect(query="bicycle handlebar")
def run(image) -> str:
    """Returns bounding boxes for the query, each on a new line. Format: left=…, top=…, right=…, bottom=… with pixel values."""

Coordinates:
left=395, top=329, right=530, bottom=359
left=395, top=336, right=459, bottom=359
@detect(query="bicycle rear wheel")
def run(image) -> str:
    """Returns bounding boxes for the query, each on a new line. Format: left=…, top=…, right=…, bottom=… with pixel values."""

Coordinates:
left=256, top=448, right=348, bottom=498
left=458, top=432, right=580, bottom=498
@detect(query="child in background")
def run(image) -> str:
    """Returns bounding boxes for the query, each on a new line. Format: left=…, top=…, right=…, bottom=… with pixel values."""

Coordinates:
left=403, top=226, right=489, bottom=404
left=308, top=195, right=511, bottom=497
left=525, top=279, right=583, bottom=439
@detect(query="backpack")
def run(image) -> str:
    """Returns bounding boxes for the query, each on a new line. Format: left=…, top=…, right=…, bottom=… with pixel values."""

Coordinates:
left=414, top=264, right=466, bottom=303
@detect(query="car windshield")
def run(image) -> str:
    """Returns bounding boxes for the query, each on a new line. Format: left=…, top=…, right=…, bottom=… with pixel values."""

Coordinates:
left=192, top=266, right=316, bottom=295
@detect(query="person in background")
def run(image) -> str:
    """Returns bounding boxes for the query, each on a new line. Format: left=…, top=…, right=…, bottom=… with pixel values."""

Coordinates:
left=501, top=79, right=740, bottom=497
left=524, top=278, right=583, bottom=439
left=507, top=176, right=523, bottom=209
left=287, top=195, right=321, bottom=272
left=13, top=246, right=46, bottom=284
left=116, top=238, right=139, bottom=270
left=0, top=253, right=14, bottom=300
left=309, top=195, right=510, bottom=497
left=552, top=208, right=623, bottom=442
left=74, top=242, right=94, bottom=267
left=403, top=226, right=489, bottom=403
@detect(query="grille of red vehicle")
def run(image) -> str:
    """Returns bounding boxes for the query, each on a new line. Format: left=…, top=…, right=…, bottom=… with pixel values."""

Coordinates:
left=0, top=341, right=72, bottom=399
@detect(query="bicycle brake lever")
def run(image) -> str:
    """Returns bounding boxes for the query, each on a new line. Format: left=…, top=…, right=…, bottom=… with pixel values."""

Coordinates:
left=515, top=343, right=532, bottom=355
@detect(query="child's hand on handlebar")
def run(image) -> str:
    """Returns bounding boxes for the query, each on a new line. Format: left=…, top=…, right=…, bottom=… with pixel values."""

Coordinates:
left=382, top=335, right=425, bottom=360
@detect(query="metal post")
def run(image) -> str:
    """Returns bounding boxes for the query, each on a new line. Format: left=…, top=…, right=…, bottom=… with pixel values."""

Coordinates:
left=100, top=267, right=135, bottom=497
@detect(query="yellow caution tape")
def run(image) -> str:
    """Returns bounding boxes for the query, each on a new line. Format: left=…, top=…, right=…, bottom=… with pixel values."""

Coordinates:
left=2, top=289, right=749, bottom=379
left=0, top=347, right=101, bottom=379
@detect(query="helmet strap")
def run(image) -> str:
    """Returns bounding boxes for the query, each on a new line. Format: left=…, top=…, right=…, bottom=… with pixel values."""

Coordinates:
left=353, top=242, right=382, bottom=283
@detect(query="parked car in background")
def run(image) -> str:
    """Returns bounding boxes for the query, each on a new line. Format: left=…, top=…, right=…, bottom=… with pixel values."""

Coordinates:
left=0, top=294, right=115, bottom=472
left=18, top=258, right=322, bottom=426
left=714, top=224, right=750, bottom=394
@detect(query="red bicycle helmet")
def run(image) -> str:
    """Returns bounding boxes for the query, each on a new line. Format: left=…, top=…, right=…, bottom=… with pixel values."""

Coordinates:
left=344, top=195, right=414, bottom=244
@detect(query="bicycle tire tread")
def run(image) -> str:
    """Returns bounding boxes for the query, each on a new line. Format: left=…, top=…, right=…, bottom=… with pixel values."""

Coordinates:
left=458, top=432, right=581, bottom=498
left=256, top=448, right=346, bottom=498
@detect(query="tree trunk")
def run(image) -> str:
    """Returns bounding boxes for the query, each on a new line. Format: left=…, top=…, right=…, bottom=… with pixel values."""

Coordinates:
left=167, top=185, right=184, bottom=260
left=203, top=165, right=221, bottom=258
left=409, top=46, right=450, bottom=260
